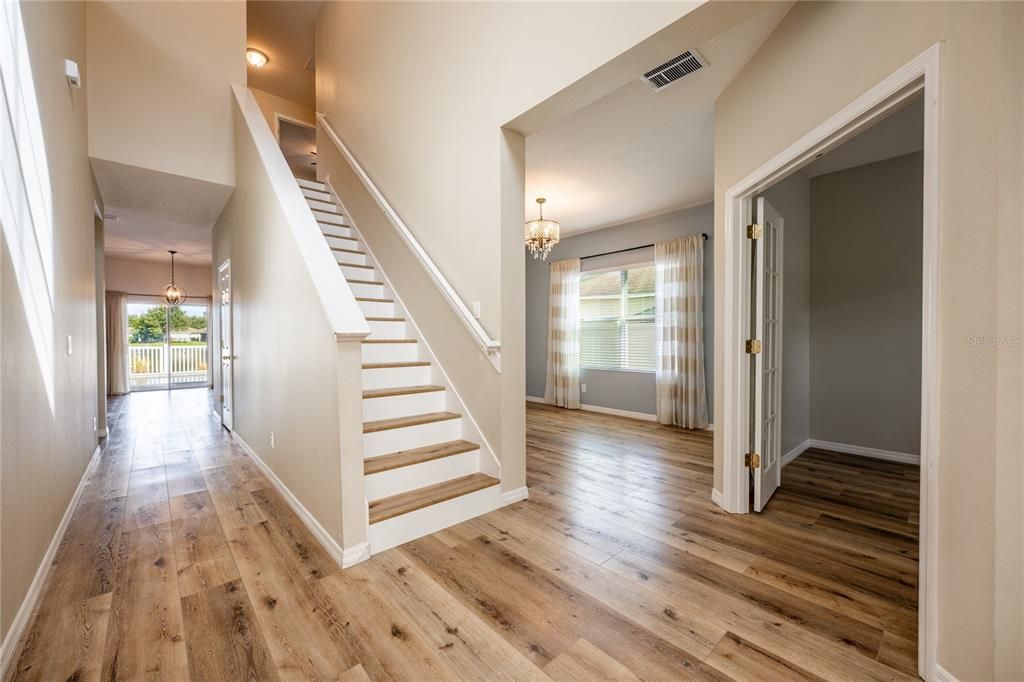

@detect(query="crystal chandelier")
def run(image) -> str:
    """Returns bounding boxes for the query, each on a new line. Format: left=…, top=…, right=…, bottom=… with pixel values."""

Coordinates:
left=524, top=197, right=560, bottom=260
left=162, top=250, right=187, bottom=305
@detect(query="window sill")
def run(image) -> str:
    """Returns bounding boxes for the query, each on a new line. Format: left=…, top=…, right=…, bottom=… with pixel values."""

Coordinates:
left=580, top=367, right=655, bottom=376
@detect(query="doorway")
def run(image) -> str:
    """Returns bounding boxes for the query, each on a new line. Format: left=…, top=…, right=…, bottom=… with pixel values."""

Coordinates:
left=719, top=45, right=940, bottom=677
left=126, top=299, right=210, bottom=391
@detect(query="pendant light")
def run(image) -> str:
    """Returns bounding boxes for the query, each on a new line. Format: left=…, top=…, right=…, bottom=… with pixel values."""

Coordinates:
left=162, top=250, right=187, bottom=305
left=524, top=197, right=560, bottom=260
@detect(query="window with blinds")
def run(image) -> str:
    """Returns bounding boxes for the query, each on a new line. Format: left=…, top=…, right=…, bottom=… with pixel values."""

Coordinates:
left=579, top=264, right=656, bottom=372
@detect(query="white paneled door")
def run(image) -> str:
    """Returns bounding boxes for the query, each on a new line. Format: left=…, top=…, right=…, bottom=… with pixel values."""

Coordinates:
left=219, top=259, right=234, bottom=431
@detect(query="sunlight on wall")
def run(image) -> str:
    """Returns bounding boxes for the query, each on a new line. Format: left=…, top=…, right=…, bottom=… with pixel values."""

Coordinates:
left=1, top=0, right=56, bottom=410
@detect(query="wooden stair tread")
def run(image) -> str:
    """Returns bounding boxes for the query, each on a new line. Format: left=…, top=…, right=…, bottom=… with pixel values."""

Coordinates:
left=363, top=411, right=459, bottom=434
left=346, top=278, right=380, bottom=285
left=362, top=338, right=416, bottom=344
left=362, top=361, right=430, bottom=369
left=363, top=384, right=443, bottom=399
left=331, top=246, right=366, bottom=255
left=365, top=316, right=405, bottom=322
left=339, top=262, right=374, bottom=269
left=356, top=297, right=393, bottom=303
left=318, top=217, right=347, bottom=227
left=364, top=439, right=479, bottom=475
left=368, top=473, right=498, bottom=524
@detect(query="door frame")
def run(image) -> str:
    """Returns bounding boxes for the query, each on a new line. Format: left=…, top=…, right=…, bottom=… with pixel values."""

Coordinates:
left=717, top=43, right=940, bottom=678
left=218, top=258, right=234, bottom=430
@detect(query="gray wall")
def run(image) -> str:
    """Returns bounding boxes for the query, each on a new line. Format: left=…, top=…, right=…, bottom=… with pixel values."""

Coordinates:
left=763, top=173, right=811, bottom=457
left=809, top=152, right=923, bottom=454
left=526, top=203, right=714, bottom=419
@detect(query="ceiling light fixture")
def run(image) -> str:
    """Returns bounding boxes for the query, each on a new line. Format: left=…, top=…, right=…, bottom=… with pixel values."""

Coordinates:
left=246, top=48, right=269, bottom=68
left=524, top=197, right=560, bottom=260
left=163, top=250, right=187, bottom=305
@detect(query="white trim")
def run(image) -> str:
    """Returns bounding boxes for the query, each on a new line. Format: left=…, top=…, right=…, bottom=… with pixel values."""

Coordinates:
left=804, top=439, right=919, bottom=465
left=582, top=403, right=657, bottom=422
left=231, top=432, right=360, bottom=568
left=525, top=395, right=547, bottom=404
left=933, top=664, right=960, bottom=682
left=501, top=486, right=529, bottom=504
left=316, top=113, right=500, bottom=367
left=0, top=444, right=102, bottom=676
left=782, top=439, right=811, bottom=466
left=341, top=542, right=370, bottom=567
left=273, top=111, right=315, bottom=139
left=718, top=44, right=941, bottom=681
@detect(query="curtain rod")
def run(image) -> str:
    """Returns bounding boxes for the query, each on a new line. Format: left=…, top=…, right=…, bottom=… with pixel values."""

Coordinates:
left=576, top=233, right=709, bottom=262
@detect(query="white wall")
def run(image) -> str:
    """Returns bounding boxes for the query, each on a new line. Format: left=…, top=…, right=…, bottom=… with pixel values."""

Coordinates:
left=104, top=256, right=212, bottom=298
left=86, top=0, right=246, bottom=187
left=1, top=0, right=99, bottom=640
left=713, top=3, right=1023, bottom=677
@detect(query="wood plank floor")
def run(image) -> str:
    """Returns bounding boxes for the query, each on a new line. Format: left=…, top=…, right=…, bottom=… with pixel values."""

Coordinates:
left=7, top=392, right=919, bottom=681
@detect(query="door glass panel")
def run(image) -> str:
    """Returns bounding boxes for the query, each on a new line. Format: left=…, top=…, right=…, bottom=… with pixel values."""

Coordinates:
left=169, top=304, right=209, bottom=387
left=127, top=301, right=169, bottom=390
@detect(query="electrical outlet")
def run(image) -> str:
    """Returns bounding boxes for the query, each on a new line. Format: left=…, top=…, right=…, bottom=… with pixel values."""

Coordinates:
left=66, top=335, right=73, bottom=355
left=472, top=301, right=481, bottom=319
left=581, top=384, right=587, bottom=393
left=270, top=432, right=275, bottom=449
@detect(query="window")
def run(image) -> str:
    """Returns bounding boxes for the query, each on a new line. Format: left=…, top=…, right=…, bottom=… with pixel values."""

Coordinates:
left=579, top=264, right=655, bottom=371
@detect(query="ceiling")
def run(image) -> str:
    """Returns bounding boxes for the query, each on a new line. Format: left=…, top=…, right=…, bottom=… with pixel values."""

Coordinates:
left=803, top=96, right=924, bottom=178
left=247, top=1, right=322, bottom=107
left=93, top=158, right=232, bottom=266
left=525, top=4, right=791, bottom=236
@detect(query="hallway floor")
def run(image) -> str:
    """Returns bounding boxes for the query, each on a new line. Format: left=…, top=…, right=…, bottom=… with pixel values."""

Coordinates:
left=8, top=392, right=918, bottom=681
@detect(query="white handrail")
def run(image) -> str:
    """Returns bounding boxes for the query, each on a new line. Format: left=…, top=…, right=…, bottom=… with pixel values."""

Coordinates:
left=316, top=113, right=501, bottom=359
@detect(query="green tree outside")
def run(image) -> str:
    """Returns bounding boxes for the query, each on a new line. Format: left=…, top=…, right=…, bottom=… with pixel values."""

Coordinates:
left=128, top=306, right=207, bottom=344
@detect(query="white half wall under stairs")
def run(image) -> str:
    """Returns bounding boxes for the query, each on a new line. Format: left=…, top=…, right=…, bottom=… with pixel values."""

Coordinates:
left=297, top=177, right=504, bottom=554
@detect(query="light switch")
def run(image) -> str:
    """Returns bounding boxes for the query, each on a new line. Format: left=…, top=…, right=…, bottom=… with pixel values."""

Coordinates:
left=66, top=335, right=73, bottom=355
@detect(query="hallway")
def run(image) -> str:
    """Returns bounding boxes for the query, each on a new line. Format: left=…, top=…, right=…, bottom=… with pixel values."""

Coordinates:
left=8, top=392, right=918, bottom=680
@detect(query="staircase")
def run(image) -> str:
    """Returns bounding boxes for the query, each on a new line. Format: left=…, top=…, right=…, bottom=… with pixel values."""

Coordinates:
left=296, top=176, right=502, bottom=554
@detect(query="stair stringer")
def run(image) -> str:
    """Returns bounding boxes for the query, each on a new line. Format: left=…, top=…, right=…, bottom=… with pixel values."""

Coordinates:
left=322, top=179, right=502, bottom=483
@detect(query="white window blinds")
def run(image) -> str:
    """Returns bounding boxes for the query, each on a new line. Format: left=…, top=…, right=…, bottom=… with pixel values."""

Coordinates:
left=579, top=264, right=655, bottom=371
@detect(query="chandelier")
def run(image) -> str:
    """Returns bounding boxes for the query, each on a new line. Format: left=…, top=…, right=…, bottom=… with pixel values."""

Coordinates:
left=162, top=250, right=187, bottom=305
left=524, top=197, right=560, bottom=260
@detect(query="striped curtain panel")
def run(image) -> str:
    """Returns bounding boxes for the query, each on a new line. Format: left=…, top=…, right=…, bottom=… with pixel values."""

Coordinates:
left=105, top=291, right=130, bottom=395
left=544, top=258, right=582, bottom=409
left=655, top=236, right=709, bottom=428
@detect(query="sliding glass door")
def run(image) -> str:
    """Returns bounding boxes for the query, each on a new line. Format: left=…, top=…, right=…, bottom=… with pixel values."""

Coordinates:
left=127, top=299, right=209, bottom=391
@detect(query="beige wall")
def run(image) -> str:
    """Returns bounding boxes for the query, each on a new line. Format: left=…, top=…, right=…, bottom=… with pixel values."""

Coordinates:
left=713, top=2, right=1023, bottom=678
left=211, top=103, right=347, bottom=543
left=104, top=256, right=212, bottom=299
left=1, top=0, right=99, bottom=638
left=250, top=87, right=315, bottom=136
left=86, top=0, right=246, bottom=187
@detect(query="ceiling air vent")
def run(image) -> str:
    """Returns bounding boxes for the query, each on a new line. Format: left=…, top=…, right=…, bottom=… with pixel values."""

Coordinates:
left=642, top=50, right=707, bottom=91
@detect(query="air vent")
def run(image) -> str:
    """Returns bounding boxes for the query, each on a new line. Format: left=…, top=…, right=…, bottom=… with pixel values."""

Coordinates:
left=642, top=50, right=707, bottom=91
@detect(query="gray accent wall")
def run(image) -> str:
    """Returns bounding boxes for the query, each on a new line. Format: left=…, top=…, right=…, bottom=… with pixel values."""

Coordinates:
left=809, top=152, right=923, bottom=454
left=526, top=203, right=714, bottom=420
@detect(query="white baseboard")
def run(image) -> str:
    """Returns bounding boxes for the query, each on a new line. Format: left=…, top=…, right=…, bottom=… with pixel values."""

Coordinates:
left=231, top=432, right=355, bottom=568
left=501, top=486, right=529, bottom=504
left=525, top=395, right=546, bottom=404
left=806, top=438, right=919, bottom=465
left=782, top=439, right=811, bottom=467
left=0, top=444, right=102, bottom=676
left=711, top=488, right=724, bottom=508
left=527, top=395, right=714, bottom=431
left=934, top=664, right=960, bottom=682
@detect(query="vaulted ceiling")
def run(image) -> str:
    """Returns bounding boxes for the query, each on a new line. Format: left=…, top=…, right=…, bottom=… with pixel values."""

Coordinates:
left=246, top=1, right=322, bottom=106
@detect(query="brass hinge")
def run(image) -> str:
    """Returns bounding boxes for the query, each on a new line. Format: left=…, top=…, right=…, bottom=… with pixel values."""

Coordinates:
left=747, top=223, right=763, bottom=239
left=745, top=452, right=761, bottom=469
left=745, top=339, right=762, bottom=354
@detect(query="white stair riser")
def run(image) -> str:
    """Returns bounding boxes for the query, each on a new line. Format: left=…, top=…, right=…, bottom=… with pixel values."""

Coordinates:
left=341, top=264, right=376, bottom=280
left=361, top=341, right=417, bottom=364
left=362, top=390, right=445, bottom=422
left=325, top=235, right=360, bottom=250
left=307, top=198, right=341, bottom=214
left=368, top=485, right=502, bottom=553
left=366, top=319, right=406, bottom=339
left=321, top=225, right=354, bottom=240
left=361, top=364, right=430, bottom=390
left=348, top=281, right=386, bottom=298
left=333, top=250, right=369, bottom=266
left=357, top=299, right=394, bottom=317
left=296, top=178, right=325, bottom=191
left=364, top=450, right=479, bottom=501
left=302, top=187, right=332, bottom=202
left=363, top=418, right=462, bottom=457
left=314, top=210, right=349, bottom=226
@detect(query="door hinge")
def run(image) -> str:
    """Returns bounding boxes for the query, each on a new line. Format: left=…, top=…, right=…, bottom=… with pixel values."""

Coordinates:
left=745, top=452, right=761, bottom=469
left=745, top=339, right=762, bottom=354
left=747, top=223, right=763, bottom=239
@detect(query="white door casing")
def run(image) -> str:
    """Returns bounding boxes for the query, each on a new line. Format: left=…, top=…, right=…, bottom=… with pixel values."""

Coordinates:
left=218, top=259, right=234, bottom=430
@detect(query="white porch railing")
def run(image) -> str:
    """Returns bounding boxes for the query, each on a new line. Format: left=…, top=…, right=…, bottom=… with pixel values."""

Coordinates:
left=129, top=344, right=208, bottom=387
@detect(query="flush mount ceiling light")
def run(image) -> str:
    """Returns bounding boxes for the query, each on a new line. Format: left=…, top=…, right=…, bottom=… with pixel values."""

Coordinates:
left=246, top=48, right=269, bottom=68
left=524, top=197, right=560, bottom=260
left=163, top=250, right=187, bottom=305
